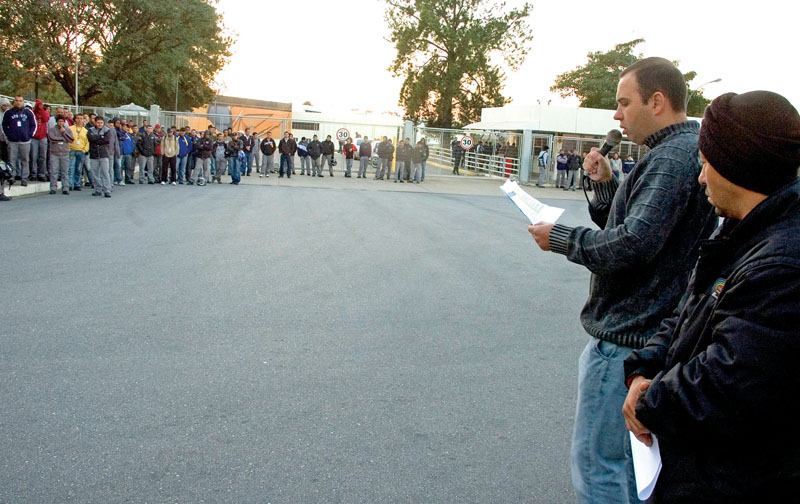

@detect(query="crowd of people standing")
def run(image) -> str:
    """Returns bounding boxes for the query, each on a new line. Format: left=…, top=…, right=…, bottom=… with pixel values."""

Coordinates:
left=0, top=95, right=435, bottom=201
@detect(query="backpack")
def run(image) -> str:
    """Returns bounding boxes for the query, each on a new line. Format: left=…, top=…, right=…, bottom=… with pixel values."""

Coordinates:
left=537, top=151, right=547, bottom=167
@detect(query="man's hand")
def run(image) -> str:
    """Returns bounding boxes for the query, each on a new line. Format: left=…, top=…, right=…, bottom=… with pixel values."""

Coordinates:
left=583, top=147, right=613, bottom=182
left=528, top=222, right=554, bottom=251
left=623, top=375, right=653, bottom=446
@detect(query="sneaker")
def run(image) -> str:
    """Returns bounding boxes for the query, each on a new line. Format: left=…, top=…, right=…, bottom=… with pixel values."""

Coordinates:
left=120, top=181, right=126, bottom=186
left=104, top=193, right=111, bottom=198
left=265, top=174, right=269, bottom=178
left=49, top=189, right=56, bottom=194
left=0, top=194, right=11, bottom=201
left=139, top=180, right=144, bottom=184
left=92, top=191, right=101, bottom=196
left=394, top=180, right=398, bottom=183
left=62, top=190, right=69, bottom=195
left=259, top=174, right=264, bottom=178
left=187, top=181, right=194, bottom=185
left=161, top=181, right=166, bottom=185
left=171, top=181, right=176, bottom=185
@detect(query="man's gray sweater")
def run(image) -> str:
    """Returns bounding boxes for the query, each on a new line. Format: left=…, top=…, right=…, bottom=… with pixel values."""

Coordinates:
left=549, top=121, right=717, bottom=349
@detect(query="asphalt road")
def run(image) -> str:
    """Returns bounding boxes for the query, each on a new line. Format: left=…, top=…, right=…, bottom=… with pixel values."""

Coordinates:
left=1, top=180, right=595, bottom=503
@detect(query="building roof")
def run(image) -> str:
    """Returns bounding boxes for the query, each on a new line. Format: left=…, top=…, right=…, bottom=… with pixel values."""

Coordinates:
left=213, top=95, right=292, bottom=112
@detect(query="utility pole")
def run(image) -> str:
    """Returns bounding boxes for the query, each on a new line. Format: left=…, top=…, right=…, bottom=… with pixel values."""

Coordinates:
left=175, top=71, right=180, bottom=111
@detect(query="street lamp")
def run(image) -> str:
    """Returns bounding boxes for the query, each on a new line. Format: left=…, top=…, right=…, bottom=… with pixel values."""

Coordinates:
left=687, top=78, right=721, bottom=111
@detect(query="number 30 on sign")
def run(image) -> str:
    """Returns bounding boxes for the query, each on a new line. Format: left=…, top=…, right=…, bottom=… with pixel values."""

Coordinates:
left=460, top=136, right=474, bottom=149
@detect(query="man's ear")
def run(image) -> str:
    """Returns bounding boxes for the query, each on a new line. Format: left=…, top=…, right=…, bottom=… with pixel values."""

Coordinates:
left=650, top=91, right=667, bottom=116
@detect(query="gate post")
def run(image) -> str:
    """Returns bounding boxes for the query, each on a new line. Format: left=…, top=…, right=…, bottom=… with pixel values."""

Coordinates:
left=520, top=129, right=533, bottom=184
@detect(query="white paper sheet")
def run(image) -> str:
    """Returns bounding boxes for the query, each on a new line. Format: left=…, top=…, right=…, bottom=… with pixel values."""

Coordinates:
left=499, top=180, right=564, bottom=224
left=629, top=432, right=662, bottom=501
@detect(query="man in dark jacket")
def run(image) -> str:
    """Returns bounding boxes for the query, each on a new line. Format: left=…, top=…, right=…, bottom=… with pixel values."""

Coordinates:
left=307, top=135, right=322, bottom=177
left=394, top=138, right=413, bottom=182
left=136, top=125, right=158, bottom=184
left=191, top=131, right=214, bottom=185
left=565, top=149, right=581, bottom=190
left=529, top=57, right=717, bottom=504
left=87, top=116, right=112, bottom=197
left=277, top=131, right=296, bottom=178
left=623, top=90, right=800, bottom=503
left=320, top=135, right=336, bottom=176
left=259, top=131, right=276, bottom=178
left=1, top=95, right=37, bottom=185
left=376, top=137, right=394, bottom=180
left=357, top=137, right=371, bottom=178
left=241, top=127, right=256, bottom=176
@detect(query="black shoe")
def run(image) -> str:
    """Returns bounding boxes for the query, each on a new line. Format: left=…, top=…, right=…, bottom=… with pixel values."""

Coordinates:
left=85, top=182, right=92, bottom=186
left=187, top=181, right=194, bottom=185
left=278, top=175, right=283, bottom=178
left=104, top=193, right=111, bottom=198
left=74, top=186, right=81, bottom=191
left=246, top=173, right=251, bottom=176
left=92, top=191, right=101, bottom=196
left=49, top=189, right=56, bottom=194
left=21, top=180, right=28, bottom=187
left=38, top=176, right=48, bottom=182
left=148, top=181, right=154, bottom=184
left=14, top=175, right=21, bottom=181
left=0, top=194, right=11, bottom=201
left=63, top=190, right=69, bottom=195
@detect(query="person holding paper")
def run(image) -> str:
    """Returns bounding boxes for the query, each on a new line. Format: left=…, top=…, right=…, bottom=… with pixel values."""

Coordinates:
left=527, top=57, right=717, bottom=504
left=622, top=91, right=800, bottom=502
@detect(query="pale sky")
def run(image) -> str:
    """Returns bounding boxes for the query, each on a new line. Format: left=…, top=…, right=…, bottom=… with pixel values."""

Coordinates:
left=215, top=0, right=800, bottom=114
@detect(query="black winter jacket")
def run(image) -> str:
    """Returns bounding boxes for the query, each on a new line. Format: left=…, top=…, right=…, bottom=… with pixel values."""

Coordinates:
left=321, top=140, right=335, bottom=156
left=396, top=143, right=412, bottom=163
left=378, top=141, right=394, bottom=159
left=260, top=138, right=276, bottom=156
left=307, top=140, right=322, bottom=158
left=194, top=137, right=214, bottom=159
left=624, top=178, right=800, bottom=503
left=87, top=126, right=111, bottom=159
left=136, top=132, right=159, bottom=157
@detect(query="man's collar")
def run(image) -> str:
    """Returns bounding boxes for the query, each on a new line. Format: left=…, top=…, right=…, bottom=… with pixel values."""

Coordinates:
left=644, top=120, right=700, bottom=149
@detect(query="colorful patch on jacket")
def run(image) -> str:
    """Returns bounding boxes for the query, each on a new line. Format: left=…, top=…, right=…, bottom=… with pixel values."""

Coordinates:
left=711, top=278, right=726, bottom=299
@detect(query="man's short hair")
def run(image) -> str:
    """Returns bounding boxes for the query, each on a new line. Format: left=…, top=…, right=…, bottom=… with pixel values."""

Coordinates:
left=620, top=57, right=687, bottom=113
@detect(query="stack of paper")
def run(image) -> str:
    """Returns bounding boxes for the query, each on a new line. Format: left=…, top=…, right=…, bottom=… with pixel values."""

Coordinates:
left=630, top=432, right=662, bottom=500
left=500, top=180, right=565, bottom=224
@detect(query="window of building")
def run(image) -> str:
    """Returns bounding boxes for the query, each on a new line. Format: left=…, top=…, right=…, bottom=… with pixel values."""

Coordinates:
left=292, top=121, right=320, bottom=131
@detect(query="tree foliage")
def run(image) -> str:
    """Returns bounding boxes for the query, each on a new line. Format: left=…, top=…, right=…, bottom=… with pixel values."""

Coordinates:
left=551, top=39, right=711, bottom=116
left=385, top=0, right=532, bottom=128
left=0, top=0, right=233, bottom=109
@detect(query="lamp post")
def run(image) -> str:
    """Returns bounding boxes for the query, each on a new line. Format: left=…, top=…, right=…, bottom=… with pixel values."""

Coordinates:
left=687, top=77, right=722, bottom=109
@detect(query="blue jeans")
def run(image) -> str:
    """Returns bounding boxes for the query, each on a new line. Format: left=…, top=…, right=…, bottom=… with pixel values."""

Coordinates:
left=228, top=158, right=240, bottom=183
left=177, top=156, right=188, bottom=183
left=571, top=337, right=640, bottom=504
left=421, top=160, right=426, bottom=181
left=279, top=154, right=293, bottom=177
left=68, top=150, right=84, bottom=189
left=244, top=151, right=253, bottom=174
left=113, top=155, right=122, bottom=182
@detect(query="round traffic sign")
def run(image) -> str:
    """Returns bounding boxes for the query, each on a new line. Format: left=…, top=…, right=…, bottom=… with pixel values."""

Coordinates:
left=336, top=128, right=350, bottom=142
left=460, top=135, right=474, bottom=150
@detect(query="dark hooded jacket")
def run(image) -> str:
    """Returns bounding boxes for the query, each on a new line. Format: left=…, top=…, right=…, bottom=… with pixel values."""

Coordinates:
left=624, top=178, right=800, bottom=503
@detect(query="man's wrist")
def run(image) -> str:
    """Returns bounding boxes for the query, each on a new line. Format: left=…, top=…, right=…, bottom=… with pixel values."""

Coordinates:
left=548, top=224, right=573, bottom=255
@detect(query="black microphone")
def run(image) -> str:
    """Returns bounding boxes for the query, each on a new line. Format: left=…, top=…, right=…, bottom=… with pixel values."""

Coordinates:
left=599, top=129, right=623, bottom=156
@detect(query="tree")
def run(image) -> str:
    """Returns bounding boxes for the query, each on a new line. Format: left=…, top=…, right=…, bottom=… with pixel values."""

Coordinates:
left=551, top=39, right=711, bottom=116
left=0, top=0, right=233, bottom=109
left=385, top=0, right=532, bottom=128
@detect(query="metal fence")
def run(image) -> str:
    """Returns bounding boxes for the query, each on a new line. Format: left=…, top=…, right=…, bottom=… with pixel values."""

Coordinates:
left=413, top=126, right=522, bottom=178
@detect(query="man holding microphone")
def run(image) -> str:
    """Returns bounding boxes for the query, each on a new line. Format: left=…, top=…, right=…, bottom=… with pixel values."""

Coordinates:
left=528, top=57, right=717, bottom=503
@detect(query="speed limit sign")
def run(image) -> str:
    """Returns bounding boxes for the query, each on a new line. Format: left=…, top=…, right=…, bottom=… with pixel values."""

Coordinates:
left=336, top=128, right=350, bottom=142
left=460, top=135, right=474, bottom=150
